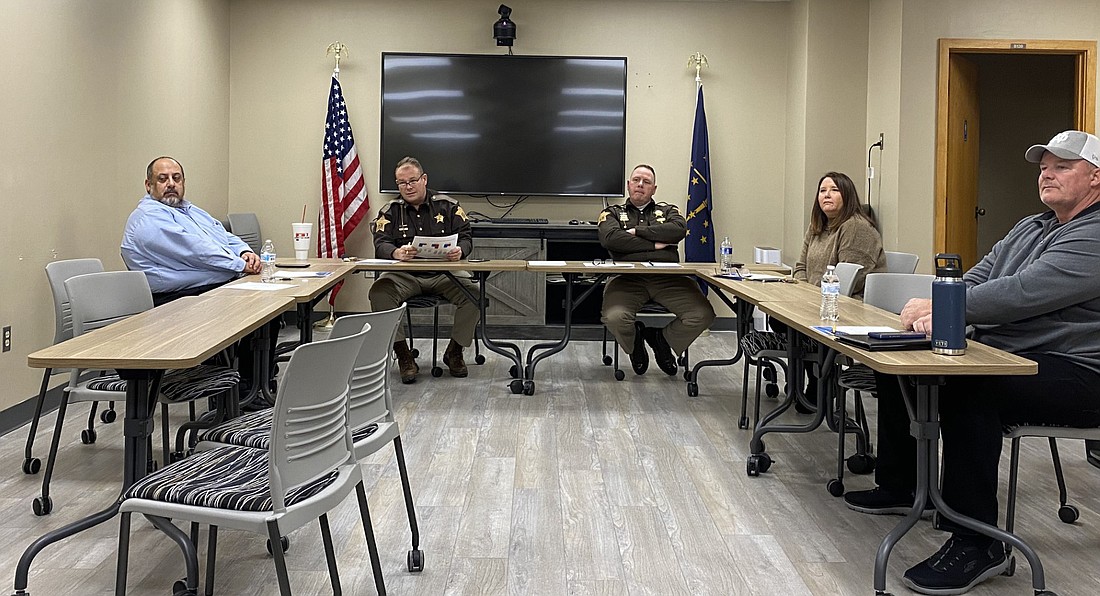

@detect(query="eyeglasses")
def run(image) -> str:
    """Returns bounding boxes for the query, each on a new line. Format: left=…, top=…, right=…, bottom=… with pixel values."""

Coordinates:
left=395, top=174, right=424, bottom=188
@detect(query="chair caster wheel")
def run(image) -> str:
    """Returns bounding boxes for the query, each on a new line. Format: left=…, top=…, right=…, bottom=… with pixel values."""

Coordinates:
left=411, top=348, right=420, bottom=358
left=431, top=366, right=443, bottom=378
left=407, top=549, right=425, bottom=572
left=602, top=355, right=612, bottom=366
left=1058, top=504, right=1079, bottom=524
left=762, top=364, right=777, bottom=383
left=687, top=382, right=698, bottom=397
left=738, top=416, right=749, bottom=430
left=32, top=495, right=53, bottom=516
left=80, top=428, right=97, bottom=444
left=509, top=365, right=520, bottom=379
left=764, top=383, right=780, bottom=399
left=614, top=370, right=625, bottom=381
left=1002, top=554, right=1016, bottom=577
left=746, top=453, right=772, bottom=476
left=22, top=457, right=41, bottom=475
left=846, top=453, right=876, bottom=475
left=172, top=579, right=196, bottom=596
left=522, top=381, right=535, bottom=396
left=509, top=380, right=524, bottom=394
left=100, top=409, right=117, bottom=423
left=827, top=479, right=844, bottom=497
left=266, top=536, right=290, bottom=555
left=474, top=354, right=486, bottom=365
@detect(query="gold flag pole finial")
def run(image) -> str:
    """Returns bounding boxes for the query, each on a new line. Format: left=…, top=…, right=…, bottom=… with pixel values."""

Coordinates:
left=687, top=52, right=708, bottom=84
left=326, top=42, right=349, bottom=77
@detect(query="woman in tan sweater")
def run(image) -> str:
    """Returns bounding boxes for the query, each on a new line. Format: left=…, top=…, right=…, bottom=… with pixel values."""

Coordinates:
left=793, top=171, right=887, bottom=298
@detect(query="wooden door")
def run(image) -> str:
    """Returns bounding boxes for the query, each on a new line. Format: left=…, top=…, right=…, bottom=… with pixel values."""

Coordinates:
left=944, top=54, right=980, bottom=268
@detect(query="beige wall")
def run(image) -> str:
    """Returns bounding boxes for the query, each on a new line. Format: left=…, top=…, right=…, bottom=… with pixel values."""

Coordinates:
left=0, top=0, right=230, bottom=409
left=4, top=0, right=1100, bottom=410
left=227, top=0, right=793, bottom=313
left=873, top=0, right=1100, bottom=274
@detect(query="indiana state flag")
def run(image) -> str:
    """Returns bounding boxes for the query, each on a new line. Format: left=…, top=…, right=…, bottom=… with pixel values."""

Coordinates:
left=684, top=86, right=714, bottom=263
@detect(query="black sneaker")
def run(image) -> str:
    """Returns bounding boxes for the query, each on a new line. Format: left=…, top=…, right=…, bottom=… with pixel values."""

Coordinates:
left=644, top=327, right=678, bottom=376
left=629, top=321, right=648, bottom=375
left=844, top=487, right=934, bottom=518
left=903, top=535, right=1008, bottom=595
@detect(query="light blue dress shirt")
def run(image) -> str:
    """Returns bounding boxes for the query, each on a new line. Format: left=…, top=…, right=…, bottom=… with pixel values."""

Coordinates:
left=121, top=195, right=252, bottom=293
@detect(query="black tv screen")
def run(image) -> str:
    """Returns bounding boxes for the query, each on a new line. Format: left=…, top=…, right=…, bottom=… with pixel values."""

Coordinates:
left=380, top=53, right=627, bottom=197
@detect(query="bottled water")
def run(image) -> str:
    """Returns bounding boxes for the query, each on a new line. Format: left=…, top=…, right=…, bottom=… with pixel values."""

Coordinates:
left=720, top=236, right=734, bottom=274
left=819, top=265, right=840, bottom=324
left=260, top=238, right=276, bottom=282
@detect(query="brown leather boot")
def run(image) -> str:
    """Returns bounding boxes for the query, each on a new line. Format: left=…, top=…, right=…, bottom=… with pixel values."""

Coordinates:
left=442, top=339, right=469, bottom=378
left=393, top=341, right=419, bottom=384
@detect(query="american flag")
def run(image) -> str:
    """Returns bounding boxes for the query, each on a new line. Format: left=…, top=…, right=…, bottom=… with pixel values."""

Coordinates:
left=319, top=75, right=369, bottom=304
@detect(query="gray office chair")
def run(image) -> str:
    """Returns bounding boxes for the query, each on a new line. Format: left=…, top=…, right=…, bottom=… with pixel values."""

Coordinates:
left=884, top=251, right=919, bottom=274
left=834, top=261, right=864, bottom=297
left=115, top=326, right=385, bottom=596
left=23, top=259, right=115, bottom=478
left=197, top=304, right=425, bottom=572
left=42, top=272, right=239, bottom=518
left=227, top=212, right=262, bottom=253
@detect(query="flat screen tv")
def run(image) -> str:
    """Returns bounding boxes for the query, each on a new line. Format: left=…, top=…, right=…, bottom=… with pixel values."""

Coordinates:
left=380, top=52, right=627, bottom=197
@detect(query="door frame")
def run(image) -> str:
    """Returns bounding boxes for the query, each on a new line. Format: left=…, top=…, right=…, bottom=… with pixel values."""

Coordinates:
left=934, top=38, right=1096, bottom=256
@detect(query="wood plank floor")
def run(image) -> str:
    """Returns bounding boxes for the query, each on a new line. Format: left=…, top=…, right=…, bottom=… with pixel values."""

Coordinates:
left=3, top=331, right=1099, bottom=595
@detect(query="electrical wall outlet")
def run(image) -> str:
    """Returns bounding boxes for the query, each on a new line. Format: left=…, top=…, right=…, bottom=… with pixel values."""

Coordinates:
left=2, top=326, right=10, bottom=352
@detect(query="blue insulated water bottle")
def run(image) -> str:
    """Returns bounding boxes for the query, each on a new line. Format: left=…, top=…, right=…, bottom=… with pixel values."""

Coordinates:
left=931, top=254, right=966, bottom=355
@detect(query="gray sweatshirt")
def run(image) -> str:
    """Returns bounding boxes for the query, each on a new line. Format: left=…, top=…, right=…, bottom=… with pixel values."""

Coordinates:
left=965, top=202, right=1100, bottom=374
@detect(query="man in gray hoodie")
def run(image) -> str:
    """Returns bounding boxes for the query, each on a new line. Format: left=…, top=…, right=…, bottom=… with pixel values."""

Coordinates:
left=844, top=130, right=1100, bottom=595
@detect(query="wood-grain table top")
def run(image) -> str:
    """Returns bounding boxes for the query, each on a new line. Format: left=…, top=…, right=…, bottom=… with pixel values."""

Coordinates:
left=201, top=259, right=359, bottom=302
left=759, top=298, right=1037, bottom=377
left=525, top=261, right=717, bottom=275
left=700, top=273, right=823, bottom=305
left=353, top=259, right=530, bottom=273
left=27, top=294, right=295, bottom=370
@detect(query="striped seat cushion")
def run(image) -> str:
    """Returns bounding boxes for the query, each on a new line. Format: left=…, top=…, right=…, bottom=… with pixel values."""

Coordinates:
left=124, top=446, right=337, bottom=512
left=201, top=415, right=380, bottom=450
left=740, top=330, right=788, bottom=357
left=197, top=409, right=273, bottom=449
left=86, top=373, right=126, bottom=392
left=160, top=365, right=240, bottom=403
left=838, top=363, right=877, bottom=392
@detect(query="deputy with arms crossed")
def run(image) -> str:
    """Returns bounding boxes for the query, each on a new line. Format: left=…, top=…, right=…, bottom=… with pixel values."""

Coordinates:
left=370, top=156, right=478, bottom=384
left=122, top=156, right=262, bottom=304
left=843, top=131, right=1100, bottom=595
left=598, top=164, right=716, bottom=376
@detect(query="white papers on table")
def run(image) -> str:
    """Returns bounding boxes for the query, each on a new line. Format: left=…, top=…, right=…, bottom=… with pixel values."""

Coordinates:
left=528, top=260, right=568, bottom=267
left=743, top=272, right=788, bottom=281
left=643, top=262, right=682, bottom=268
left=356, top=258, right=398, bottom=265
left=410, top=234, right=459, bottom=260
left=584, top=262, right=635, bottom=268
left=225, top=282, right=295, bottom=291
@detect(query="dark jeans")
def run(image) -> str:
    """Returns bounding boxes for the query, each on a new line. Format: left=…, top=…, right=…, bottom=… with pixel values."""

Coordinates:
left=873, top=353, right=1100, bottom=532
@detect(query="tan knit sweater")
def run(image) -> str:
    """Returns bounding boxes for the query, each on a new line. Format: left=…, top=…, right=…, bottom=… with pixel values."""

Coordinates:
left=792, top=216, right=887, bottom=299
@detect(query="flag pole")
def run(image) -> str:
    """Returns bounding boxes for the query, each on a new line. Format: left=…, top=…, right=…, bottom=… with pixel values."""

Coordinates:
left=315, top=42, right=349, bottom=332
left=687, top=51, right=708, bottom=87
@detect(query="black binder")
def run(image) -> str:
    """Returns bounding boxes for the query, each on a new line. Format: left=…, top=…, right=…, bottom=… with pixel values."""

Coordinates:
left=835, top=333, right=930, bottom=351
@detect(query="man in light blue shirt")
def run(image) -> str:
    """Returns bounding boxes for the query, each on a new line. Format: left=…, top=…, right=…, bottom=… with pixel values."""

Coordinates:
left=122, top=156, right=261, bottom=304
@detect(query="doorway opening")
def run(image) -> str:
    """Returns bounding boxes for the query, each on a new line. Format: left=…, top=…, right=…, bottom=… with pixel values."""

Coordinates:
left=934, top=39, right=1096, bottom=268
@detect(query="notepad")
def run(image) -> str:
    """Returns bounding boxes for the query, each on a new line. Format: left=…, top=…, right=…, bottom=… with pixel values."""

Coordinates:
left=835, top=333, right=931, bottom=351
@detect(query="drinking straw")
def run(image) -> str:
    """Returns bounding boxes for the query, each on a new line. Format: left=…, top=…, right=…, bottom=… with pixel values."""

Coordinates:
left=301, top=204, right=307, bottom=223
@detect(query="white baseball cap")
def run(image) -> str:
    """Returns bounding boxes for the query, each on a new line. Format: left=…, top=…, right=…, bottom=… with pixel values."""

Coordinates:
left=1024, top=130, right=1100, bottom=167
